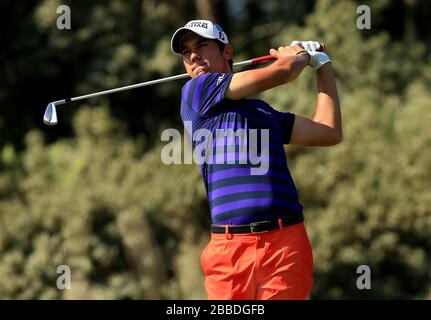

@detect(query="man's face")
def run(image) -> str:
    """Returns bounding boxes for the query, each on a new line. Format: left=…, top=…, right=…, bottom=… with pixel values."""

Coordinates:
left=180, top=33, right=232, bottom=78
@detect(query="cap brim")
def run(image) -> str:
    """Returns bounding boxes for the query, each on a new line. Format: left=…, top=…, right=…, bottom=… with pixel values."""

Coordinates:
left=170, top=27, right=217, bottom=54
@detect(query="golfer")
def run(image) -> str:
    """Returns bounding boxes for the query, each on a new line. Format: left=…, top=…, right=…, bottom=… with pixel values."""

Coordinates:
left=171, top=20, right=342, bottom=300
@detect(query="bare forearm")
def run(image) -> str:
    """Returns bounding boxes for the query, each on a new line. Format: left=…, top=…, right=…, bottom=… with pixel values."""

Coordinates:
left=313, top=63, right=342, bottom=142
left=251, top=52, right=309, bottom=86
left=276, top=52, right=309, bottom=82
left=226, top=52, right=309, bottom=100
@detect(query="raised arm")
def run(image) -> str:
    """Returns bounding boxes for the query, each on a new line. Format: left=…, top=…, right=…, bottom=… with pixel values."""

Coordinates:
left=225, top=45, right=309, bottom=100
left=290, top=63, right=342, bottom=146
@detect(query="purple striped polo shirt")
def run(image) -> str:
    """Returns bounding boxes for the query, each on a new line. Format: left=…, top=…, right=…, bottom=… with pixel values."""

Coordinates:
left=180, top=72, right=303, bottom=225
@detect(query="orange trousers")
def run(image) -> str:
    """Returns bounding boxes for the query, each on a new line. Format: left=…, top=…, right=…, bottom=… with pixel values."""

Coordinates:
left=200, top=222, right=314, bottom=300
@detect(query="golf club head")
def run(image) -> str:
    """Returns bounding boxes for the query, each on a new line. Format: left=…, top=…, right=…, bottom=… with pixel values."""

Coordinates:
left=43, top=102, right=58, bottom=126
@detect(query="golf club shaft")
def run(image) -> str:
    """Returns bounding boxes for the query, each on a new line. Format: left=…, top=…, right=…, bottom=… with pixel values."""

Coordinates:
left=52, top=57, right=266, bottom=105
left=51, top=44, right=326, bottom=106
left=52, top=73, right=190, bottom=105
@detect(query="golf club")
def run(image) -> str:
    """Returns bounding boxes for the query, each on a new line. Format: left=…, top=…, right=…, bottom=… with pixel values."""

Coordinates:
left=43, top=44, right=326, bottom=126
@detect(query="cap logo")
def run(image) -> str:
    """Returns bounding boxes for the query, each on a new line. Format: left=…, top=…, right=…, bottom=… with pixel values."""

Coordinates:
left=171, top=20, right=228, bottom=53
left=186, top=21, right=208, bottom=29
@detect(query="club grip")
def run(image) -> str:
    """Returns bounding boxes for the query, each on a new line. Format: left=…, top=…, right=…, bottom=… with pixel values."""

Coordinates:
left=251, top=42, right=326, bottom=65
left=318, top=43, right=326, bottom=52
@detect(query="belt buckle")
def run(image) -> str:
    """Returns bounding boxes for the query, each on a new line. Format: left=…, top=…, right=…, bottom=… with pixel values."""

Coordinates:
left=250, top=221, right=271, bottom=234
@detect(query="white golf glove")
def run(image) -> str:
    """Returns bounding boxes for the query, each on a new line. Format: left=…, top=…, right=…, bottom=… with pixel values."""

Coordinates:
left=290, top=40, right=331, bottom=70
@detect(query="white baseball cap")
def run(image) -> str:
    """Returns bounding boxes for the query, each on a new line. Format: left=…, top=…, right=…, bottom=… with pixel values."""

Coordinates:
left=171, top=20, right=229, bottom=54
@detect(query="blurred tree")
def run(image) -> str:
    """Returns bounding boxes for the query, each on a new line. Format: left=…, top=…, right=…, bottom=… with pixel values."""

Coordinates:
left=0, top=106, right=208, bottom=299
left=0, top=0, right=430, bottom=299
left=260, top=0, right=431, bottom=299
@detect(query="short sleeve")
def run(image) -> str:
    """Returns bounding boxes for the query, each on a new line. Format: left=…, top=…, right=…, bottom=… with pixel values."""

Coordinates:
left=274, top=111, right=296, bottom=144
left=181, top=72, right=233, bottom=115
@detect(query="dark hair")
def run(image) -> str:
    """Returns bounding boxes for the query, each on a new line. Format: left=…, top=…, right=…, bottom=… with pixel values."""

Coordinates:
left=214, top=40, right=233, bottom=71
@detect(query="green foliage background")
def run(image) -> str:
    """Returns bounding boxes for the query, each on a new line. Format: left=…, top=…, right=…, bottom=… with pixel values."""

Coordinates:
left=1, top=0, right=430, bottom=299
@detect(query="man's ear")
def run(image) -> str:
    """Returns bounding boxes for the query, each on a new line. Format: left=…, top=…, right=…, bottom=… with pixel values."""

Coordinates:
left=224, top=44, right=233, bottom=60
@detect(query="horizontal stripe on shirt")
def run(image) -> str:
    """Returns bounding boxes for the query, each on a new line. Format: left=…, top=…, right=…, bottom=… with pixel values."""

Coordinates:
left=180, top=72, right=303, bottom=225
